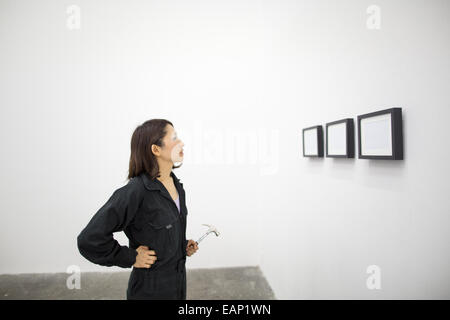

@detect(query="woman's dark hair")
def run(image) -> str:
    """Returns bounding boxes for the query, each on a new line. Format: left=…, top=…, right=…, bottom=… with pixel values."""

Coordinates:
left=128, top=119, right=182, bottom=181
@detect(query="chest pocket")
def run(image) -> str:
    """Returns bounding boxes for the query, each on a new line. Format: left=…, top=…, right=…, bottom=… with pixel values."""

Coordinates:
left=144, top=212, right=180, bottom=261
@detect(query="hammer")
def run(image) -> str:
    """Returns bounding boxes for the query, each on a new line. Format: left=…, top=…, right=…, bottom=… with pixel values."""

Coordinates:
left=191, top=224, right=220, bottom=246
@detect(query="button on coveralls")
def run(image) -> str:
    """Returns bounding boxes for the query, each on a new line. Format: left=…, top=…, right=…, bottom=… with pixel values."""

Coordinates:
left=77, top=171, right=188, bottom=300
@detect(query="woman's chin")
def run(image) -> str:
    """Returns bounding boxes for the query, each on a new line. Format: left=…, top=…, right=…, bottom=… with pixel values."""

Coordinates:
left=173, top=156, right=184, bottom=163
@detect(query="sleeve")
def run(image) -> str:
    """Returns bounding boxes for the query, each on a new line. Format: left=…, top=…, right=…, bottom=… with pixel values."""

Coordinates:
left=77, top=182, right=142, bottom=268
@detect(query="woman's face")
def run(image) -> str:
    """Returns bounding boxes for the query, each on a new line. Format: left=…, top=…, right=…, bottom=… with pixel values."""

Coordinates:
left=153, top=124, right=184, bottom=164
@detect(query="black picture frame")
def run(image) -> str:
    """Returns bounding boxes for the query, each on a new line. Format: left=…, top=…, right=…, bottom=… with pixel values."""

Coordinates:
left=302, top=125, right=323, bottom=157
left=326, top=118, right=354, bottom=158
left=357, top=107, right=403, bottom=160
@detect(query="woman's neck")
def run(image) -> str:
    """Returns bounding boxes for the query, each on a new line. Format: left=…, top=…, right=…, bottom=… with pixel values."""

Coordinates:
left=157, top=160, right=172, bottom=181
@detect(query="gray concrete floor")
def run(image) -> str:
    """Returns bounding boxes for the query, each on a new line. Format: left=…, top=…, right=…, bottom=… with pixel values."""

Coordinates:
left=0, top=266, right=276, bottom=300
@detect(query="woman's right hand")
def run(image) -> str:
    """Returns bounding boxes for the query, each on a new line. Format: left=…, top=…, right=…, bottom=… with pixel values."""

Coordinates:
left=133, top=245, right=157, bottom=268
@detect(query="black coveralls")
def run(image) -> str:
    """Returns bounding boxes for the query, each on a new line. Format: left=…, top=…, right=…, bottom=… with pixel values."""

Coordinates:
left=77, top=170, right=188, bottom=300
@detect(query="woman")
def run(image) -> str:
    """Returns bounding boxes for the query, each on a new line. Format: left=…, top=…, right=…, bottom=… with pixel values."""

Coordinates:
left=77, top=119, right=199, bottom=300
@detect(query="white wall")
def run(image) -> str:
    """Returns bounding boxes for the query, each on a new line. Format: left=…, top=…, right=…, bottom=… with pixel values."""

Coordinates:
left=1, top=0, right=449, bottom=299
left=256, top=0, right=450, bottom=299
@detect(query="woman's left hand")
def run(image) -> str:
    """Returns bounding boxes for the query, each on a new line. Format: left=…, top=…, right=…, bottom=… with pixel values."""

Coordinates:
left=186, top=239, right=199, bottom=256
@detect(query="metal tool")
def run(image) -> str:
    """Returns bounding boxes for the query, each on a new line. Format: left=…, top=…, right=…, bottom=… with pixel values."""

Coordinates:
left=195, top=224, right=220, bottom=245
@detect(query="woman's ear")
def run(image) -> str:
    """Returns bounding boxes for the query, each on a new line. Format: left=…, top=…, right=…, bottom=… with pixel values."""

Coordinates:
left=151, top=144, right=160, bottom=157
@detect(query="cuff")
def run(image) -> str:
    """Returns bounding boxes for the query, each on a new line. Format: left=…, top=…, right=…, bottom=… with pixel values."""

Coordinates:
left=183, top=239, right=188, bottom=256
left=123, top=246, right=138, bottom=268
